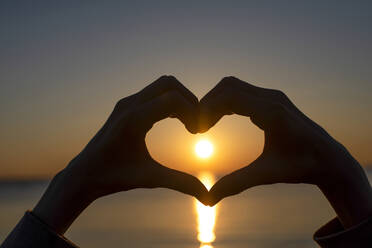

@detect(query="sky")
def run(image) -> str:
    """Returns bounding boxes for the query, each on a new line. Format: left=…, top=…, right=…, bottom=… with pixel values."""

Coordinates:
left=0, top=0, right=371, bottom=179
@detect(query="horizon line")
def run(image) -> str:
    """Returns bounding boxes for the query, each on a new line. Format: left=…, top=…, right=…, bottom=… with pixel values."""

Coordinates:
left=0, top=166, right=372, bottom=182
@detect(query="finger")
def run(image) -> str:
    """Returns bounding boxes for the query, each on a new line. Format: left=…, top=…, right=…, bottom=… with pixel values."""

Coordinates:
left=199, top=77, right=265, bottom=132
left=209, top=156, right=270, bottom=206
left=130, top=90, right=199, bottom=133
left=136, top=75, right=198, bottom=106
left=199, top=76, right=299, bottom=132
left=149, top=164, right=210, bottom=205
left=202, top=76, right=293, bottom=107
left=201, top=76, right=262, bottom=101
left=202, top=77, right=328, bottom=135
left=199, top=87, right=286, bottom=132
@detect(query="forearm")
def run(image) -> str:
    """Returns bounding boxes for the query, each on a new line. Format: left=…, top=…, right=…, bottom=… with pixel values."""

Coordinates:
left=33, top=169, right=95, bottom=235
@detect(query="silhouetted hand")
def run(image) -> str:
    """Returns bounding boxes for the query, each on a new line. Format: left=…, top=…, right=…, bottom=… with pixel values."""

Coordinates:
left=200, top=77, right=372, bottom=228
left=33, top=76, right=209, bottom=234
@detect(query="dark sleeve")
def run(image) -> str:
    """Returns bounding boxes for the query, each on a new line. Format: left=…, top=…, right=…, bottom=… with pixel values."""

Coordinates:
left=0, top=211, right=78, bottom=248
left=314, top=216, right=372, bottom=248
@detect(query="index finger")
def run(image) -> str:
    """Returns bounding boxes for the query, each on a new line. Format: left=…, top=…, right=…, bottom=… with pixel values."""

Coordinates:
left=208, top=156, right=269, bottom=206
left=199, top=87, right=286, bottom=132
left=137, top=75, right=198, bottom=106
left=129, top=90, right=199, bottom=134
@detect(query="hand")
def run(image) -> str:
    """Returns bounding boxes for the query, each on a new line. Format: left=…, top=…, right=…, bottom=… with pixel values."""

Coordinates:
left=33, top=76, right=209, bottom=234
left=200, top=77, right=372, bottom=228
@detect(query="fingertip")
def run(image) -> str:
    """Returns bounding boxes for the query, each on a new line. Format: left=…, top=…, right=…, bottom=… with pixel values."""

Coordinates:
left=190, top=179, right=211, bottom=206
left=184, top=103, right=201, bottom=134
left=195, top=190, right=212, bottom=206
left=186, top=127, right=199, bottom=134
left=207, top=193, right=222, bottom=207
left=208, top=177, right=233, bottom=206
left=197, top=124, right=211, bottom=133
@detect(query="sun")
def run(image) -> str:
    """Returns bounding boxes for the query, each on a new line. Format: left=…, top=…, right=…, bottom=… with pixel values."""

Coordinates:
left=195, top=139, right=214, bottom=159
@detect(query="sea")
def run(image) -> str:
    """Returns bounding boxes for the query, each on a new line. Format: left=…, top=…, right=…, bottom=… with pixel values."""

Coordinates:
left=1, top=171, right=371, bottom=248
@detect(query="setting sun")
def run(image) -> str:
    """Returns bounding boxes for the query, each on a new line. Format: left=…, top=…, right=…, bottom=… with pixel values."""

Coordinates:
left=195, top=140, right=214, bottom=159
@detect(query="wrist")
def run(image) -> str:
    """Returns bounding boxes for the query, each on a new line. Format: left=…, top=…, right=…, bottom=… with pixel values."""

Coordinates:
left=318, top=159, right=372, bottom=228
left=33, top=168, right=95, bottom=234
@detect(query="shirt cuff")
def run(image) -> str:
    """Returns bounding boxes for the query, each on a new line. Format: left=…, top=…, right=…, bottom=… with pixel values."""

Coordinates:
left=1, top=211, right=78, bottom=248
left=314, top=216, right=372, bottom=248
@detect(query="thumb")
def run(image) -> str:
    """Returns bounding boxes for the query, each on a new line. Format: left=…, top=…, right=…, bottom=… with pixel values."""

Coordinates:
left=209, top=156, right=272, bottom=206
left=149, top=163, right=211, bottom=206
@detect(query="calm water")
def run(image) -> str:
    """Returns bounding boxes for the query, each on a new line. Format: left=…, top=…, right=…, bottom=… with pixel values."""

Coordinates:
left=1, top=172, right=371, bottom=248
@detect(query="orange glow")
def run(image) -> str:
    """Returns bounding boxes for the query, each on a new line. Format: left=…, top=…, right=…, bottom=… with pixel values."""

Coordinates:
left=195, top=172, right=217, bottom=247
left=146, top=118, right=264, bottom=177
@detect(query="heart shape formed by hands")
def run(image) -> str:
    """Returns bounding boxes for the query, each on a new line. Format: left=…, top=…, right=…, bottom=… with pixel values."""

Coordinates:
left=69, top=75, right=340, bottom=209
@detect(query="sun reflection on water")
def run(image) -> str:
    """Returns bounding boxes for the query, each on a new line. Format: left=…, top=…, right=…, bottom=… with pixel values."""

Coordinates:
left=200, top=245, right=214, bottom=248
left=195, top=172, right=217, bottom=248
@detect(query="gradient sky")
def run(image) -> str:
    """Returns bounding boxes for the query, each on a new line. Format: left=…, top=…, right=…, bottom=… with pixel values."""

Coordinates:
left=1, top=1, right=371, bottom=178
